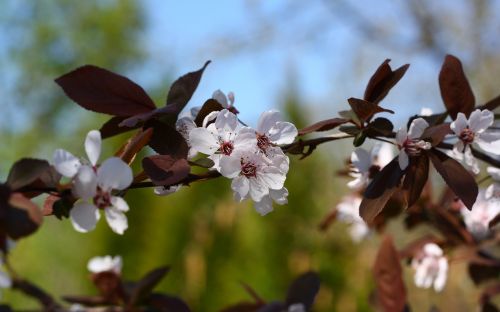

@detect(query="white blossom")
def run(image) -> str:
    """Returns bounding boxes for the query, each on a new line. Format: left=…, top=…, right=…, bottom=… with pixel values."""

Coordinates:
left=189, top=109, right=256, bottom=169
left=411, top=243, right=448, bottom=292
left=348, top=143, right=393, bottom=190
left=336, top=195, right=370, bottom=242
left=395, top=118, right=431, bottom=170
left=212, top=89, right=237, bottom=112
left=420, top=107, right=433, bottom=116
left=461, top=189, right=500, bottom=239
left=288, top=303, right=306, bottom=312
left=450, top=109, right=500, bottom=173
left=54, top=130, right=133, bottom=235
left=486, top=167, right=500, bottom=200
left=154, top=184, right=182, bottom=196
left=220, top=147, right=288, bottom=203
left=87, top=255, right=123, bottom=274
left=250, top=110, right=298, bottom=154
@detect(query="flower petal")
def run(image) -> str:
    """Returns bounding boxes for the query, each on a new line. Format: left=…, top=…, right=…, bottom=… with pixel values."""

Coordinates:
left=254, top=196, right=274, bottom=216
left=215, top=109, right=238, bottom=132
left=257, top=110, right=281, bottom=134
left=268, top=121, right=298, bottom=145
left=87, top=255, right=122, bottom=274
left=408, top=118, right=429, bottom=139
left=111, top=196, right=129, bottom=212
left=53, top=149, right=81, bottom=178
left=97, top=157, right=133, bottom=191
left=219, top=155, right=242, bottom=178
left=260, top=166, right=286, bottom=190
left=231, top=175, right=249, bottom=199
left=351, top=148, right=371, bottom=173
left=269, top=187, right=288, bottom=205
left=73, top=165, right=97, bottom=199
left=154, top=185, right=182, bottom=196
left=248, top=177, right=269, bottom=202
left=395, top=127, right=407, bottom=146
left=433, top=258, right=448, bottom=292
left=450, top=112, right=468, bottom=135
left=189, top=127, right=219, bottom=155
left=233, top=128, right=257, bottom=150
left=212, top=89, right=228, bottom=107
left=469, top=109, right=493, bottom=133
left=70, top=202, right=100, bottom=233
left=85, top=130, right=101, bottom=166
left=398, top=151, right=409, bottom=170
left=105, top=206, right=128, bottom=235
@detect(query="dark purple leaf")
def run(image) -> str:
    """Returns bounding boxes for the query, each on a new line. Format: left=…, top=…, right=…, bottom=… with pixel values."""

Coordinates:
left=364, top=59, right=409, bottom=105
left=439, top=55, right=475, bottom=119
left=469, top=255, right=500, bottom=285
left=143, top=156, right=190, bottom=186
left=373, top=235, right=407, bottom=312
left=146, top=120, right=188, bottom=159
left=285, top=272, right=320, bottom=310
left=402, top=154, right=429, bottom=208
left=298, top=118, right=348, bottom=136
left=129, top=266, right=170, bottom=305
left=166, top=61, right=211, bottom=116
left=194, top=99, right=224, bottom=127
left=429, top=204, right=474, bottom=245
left=55, top=65, right=155, bottom=117
left=429, top=149, right=478, bottom=209
left=100, top=116, right=139, bottom=139
left=6, top=193, right=43, bottom=239
left=422, top=124, right=451, bottom=147
left=7, top=158, right=51, bottom=191
left=366, top=117, right=394, bottom=136
left=147, top=293, right=191, bottom=312
left=348, top=98, right=394, bottom=124
left=91, top=271, right=124, bottom=303
left=360, top=159, right=404, bottom=225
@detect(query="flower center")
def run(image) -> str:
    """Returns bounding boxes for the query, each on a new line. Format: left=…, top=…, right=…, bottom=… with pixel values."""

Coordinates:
left=403, top=139, right=430, bottom=156
left=241, top=161, right=257, bottom=178
left=459, top=128, right=475, bottom=144
left=93, top=188, right=111, bottom=209
left=257, top=133, right=271, bottom=152
left=219, top=141, right=234, bottom=156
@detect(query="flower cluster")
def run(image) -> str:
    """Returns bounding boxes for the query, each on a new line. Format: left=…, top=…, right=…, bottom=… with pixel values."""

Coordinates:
left=411, top=243, right=448, bottom=292
left=188, top=108, right=297, bottom=215
left=53, top=130, right=133, bottom=234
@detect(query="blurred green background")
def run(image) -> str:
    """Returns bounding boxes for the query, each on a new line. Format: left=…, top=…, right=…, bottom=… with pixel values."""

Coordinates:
left=1, top=0, right=499, bottom=311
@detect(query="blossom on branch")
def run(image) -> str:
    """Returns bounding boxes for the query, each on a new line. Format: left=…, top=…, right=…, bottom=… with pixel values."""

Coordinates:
left=336, top=195, right=370, bottom=242
left=460, top=189, right=500, bottom=239
left=411, top=243, right=448, bottom=292
left=348, top=143, right=393, bottom=190
left=395, top=118, right=431, bottom=170
left=87, top=255, right=123, bottom=274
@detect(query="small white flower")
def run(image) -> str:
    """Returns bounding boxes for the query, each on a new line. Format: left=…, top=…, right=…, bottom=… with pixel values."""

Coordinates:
left=154, top=184, right=182, bottom=196
left=411, top=243, right=448, bottom=292
left=288, top=303, right=306, bottom=312
left=237, top=187, right=289, bottom=216
left=87, top=255, right=122, bottom=274
left=53, top=130, right=102, bottom=178
left=176, top=117, right=198, bottom=159
left=461, top=189, right=500, bottom=239
left=348, top=143, right=394, bottom=190
left=450, top=109, right=500, bottom=173
left=189, top=109, right=256, bottom=169
left=220, top=148, right=288, bottom=202
left=252, top=110, right=298, bottom=154
left=54, top=130, right=133, bottom=235
left=336, top=195, right=370, bottom=242
left=486, top=167, right=500, bottom=200
left=395, top=118, right=431, bottom=170
left=212, top=89, right=237, bottom=113
left=420, top=107, right=433, bottom=116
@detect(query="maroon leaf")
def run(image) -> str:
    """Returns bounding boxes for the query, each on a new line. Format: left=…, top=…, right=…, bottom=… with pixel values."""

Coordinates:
left=100, top=116, right=139, bottom=139
left=429, top=149, right=478, bottom=209
left=402, top=154, right=429, bottom=208
left=347, top=98, right=394, bottom=124
left=285, top=272, right=320, bottom=310
left=298, top=118, right=348, bottom=136
left=469, top=255, right=500, bottom=285
left=220, top=302, right=265, bottom=312
left=55, top=65, right=155, bottom=117
left=364, top=59, right=409, bottom=105
left=194, top=99, right=224, bottom=127
left=7, top=158, right=51, bottom=191
left=6, top=193, right=43, bottom=239
left=142, top=156, right=190, bottom=186
left=166, top=61, right=211, bottom=116
left=129, top=266, right=170, bottom=305
left=429, top=204, right=474, bottom=245
left=438, top=55, right=475, bottom=119
left=373, top=235, right=407, bottom=312
left=146, top=293, right=191, bottom=312
left=365, top=117, right=394, bottom=137
left=360, top=159, right=404, bottom=225
left=422, top=123, right=451, bottom=147
left=146, top=120, right=189, bottom=159
left=481, top=94, right=500, bottom=111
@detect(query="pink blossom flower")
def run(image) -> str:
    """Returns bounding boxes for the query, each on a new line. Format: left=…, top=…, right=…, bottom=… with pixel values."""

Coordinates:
left=411, top=243, right=448, bottom=292
left=395, top=118, right=431, bottom=170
